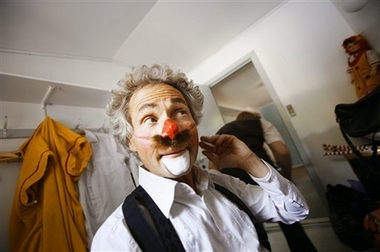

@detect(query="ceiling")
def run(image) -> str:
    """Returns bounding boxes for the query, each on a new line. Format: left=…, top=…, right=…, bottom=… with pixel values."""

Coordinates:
left=1, top=0, right=285, bottom=72
left=1, top=0, right=284, bottom=110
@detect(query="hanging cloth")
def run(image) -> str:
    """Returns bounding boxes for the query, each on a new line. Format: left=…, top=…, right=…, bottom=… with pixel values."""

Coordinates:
left=9, top=117, right=92, bottom=252
left=78, top=130, right=139, bottom=245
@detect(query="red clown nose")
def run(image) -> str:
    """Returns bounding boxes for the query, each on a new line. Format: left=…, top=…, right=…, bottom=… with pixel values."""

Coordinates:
left=161, top=119, right=180, bottom=140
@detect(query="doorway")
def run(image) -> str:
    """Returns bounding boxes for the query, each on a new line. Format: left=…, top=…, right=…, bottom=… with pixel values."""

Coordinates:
left=209, top=61, right=328, bottom=220
left=209, top=61, right=303, bottom=166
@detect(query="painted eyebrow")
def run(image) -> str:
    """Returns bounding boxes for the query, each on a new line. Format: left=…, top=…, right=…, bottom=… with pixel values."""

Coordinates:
left=138, top=102, right=156, bottom=113
left=137, top=97, right=188, bottom=114
left=171, top=97, right=188, bottom=106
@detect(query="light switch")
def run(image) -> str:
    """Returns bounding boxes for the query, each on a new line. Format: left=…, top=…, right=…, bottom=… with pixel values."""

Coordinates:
left=286, top=104, right=296, bottom=117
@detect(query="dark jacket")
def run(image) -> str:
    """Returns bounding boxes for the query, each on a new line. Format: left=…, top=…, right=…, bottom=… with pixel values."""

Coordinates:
left=216, top=117, right=275, bottom=167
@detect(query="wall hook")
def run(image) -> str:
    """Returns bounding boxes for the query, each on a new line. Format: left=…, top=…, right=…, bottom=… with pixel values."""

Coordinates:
left=41, top=85, right=56, bottom=118
left=98, top=119, right=106, bottom=133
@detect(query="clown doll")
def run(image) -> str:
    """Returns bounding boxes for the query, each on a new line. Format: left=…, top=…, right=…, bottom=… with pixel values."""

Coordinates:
left=342, top=35, right=380, bottom=99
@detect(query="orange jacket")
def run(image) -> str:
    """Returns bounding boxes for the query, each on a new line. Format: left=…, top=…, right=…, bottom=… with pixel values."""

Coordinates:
left=9, top=117, right=92, bottom=252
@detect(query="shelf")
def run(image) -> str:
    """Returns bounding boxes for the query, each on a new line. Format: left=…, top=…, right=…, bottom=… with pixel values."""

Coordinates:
left=0, top=73, right=111, bottom=108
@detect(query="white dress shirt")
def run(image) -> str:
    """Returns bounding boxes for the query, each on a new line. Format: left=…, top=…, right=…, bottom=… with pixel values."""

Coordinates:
left=260, top=118, right=284, bottom=145
left=91, top=162, right=309, bottom=251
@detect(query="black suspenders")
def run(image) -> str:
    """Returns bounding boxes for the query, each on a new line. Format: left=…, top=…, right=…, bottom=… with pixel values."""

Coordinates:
left=214, top=183, right=271, bottom=251
left=122, top=186, right=185, bottom=252
left=122, top=184, right=271, bottom=251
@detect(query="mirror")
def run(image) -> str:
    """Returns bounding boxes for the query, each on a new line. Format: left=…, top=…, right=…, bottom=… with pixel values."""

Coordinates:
left=209, top=61, right=328, bottom=220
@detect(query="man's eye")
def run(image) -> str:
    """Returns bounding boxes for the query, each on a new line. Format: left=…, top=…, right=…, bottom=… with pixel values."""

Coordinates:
left=177, top=109, right=188, bottom=116
left=143, top=117, right=157, bottom=125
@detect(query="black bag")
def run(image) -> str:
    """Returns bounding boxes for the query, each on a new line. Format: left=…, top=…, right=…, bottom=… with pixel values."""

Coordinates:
left=335, top=85, right=380, bottom=138
left=335, top=85, right=380, bottom=199
left=326, top=184, right=375, bottom=251
left=345, top=154, right=380, bottom=201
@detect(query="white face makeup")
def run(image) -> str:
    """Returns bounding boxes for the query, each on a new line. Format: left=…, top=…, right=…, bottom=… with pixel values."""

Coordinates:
left=161, top=150, right=191, bottom=176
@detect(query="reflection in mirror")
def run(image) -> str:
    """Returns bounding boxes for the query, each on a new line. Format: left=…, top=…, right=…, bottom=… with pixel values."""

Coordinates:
left=209, top=61, right=328, bottom=220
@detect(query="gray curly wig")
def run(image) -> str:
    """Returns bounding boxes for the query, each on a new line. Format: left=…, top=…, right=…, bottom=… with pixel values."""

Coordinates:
left=107, top=64, right=204, bottom=146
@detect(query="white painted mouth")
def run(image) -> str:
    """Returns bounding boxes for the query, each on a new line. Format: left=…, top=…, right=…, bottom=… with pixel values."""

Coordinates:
left=161, top=150, right=190, bottom=176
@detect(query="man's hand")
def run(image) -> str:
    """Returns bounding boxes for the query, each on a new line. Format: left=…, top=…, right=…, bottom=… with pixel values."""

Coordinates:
left=199, top=134, right=269, bottom=178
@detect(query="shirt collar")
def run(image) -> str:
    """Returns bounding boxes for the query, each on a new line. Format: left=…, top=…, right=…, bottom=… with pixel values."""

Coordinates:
left=138, top=166, right=212, bottom=218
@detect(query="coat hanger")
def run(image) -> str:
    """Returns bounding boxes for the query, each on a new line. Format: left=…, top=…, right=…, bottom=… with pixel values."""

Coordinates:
left=97, top=119, right=107, bottom=133
left=74, top=118, right=86, bottom=136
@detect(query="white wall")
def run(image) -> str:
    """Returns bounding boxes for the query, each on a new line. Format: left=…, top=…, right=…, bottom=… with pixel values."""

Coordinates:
left=189, top=0, right=380, bottom=188
left=0, top=102, right=109, bottom=130
left=0, top=138, right=26, bottom=251
left=331, top=0, right=380, bottom=52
